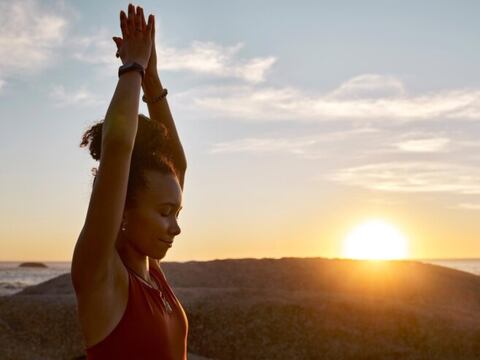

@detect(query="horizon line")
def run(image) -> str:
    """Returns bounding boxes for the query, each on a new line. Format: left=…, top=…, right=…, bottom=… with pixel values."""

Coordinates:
left=2, top=256, right=480, bottom=263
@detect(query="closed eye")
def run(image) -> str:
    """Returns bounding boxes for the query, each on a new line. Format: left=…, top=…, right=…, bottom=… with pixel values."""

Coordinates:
left=160, top=208, right=182, bottom=218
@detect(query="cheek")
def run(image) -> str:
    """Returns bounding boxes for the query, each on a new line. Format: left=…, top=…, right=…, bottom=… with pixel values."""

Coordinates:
left=151, top=213, right=170, bottom=231
left=134, top=213, right=168, bottom=238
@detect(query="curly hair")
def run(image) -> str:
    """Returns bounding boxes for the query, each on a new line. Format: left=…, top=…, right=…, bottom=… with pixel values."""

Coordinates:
left=80, top=113, right=180, bottom=210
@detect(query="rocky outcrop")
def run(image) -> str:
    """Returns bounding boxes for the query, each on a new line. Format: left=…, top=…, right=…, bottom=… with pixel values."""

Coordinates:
left=18, top=262, right=47, bottom=268
left=1, top=257, right=480, bottom=359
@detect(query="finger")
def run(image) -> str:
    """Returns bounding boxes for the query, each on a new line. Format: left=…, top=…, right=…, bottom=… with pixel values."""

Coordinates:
left=127, top=3, right=135, bottom=34
left=120, top=11, right=129, bottom=37
left=135, top=6, right=142, bottom=33
left=112, top=37, right=120, bottom=58
left=146, top=14, right=153, bottom=37
left=151, top=14, right=155, bottom=39
left=139, top=7, right=147, bottom=32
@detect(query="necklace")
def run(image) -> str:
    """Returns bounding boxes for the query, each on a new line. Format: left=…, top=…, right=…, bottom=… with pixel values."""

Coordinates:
left=124, top=265, right=173, bottom=313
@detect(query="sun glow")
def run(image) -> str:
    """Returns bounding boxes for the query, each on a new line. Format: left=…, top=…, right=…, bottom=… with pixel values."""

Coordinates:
left=342, top=219, right=409, bottom=260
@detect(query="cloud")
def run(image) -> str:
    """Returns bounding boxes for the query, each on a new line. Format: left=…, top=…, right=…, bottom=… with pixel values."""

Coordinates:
left=210, top=137, right=318, bottom=155
left=71, top=28, right=119, bottom=67
left=326, top=162, right=480, bottom=194
left=456, top=203, right=480, bottom=210
left=0, top=0, right=70, bottom=82
left=327, top=74, right=406, bottom=99
left=209, top=128, right=380, bottom=157
left=159, top=41, right=276, bottom=83
left=49, top=85, right=105, bottom=108
left=73, top=34, right=276, bottom=83
left=188, top=76, right=480, bottom=123
left=393, top=137, right=451, bottom=153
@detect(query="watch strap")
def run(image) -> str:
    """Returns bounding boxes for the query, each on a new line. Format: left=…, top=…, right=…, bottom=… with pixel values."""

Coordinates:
left=118, top=62, right=145, bottom=81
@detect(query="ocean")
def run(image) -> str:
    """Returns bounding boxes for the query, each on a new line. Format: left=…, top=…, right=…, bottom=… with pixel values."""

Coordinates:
left=1, top=259, right=480, bottom=296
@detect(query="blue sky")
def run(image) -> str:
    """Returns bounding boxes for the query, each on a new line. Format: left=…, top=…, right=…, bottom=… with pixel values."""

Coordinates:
left=1, top=0, right=480, bottom=261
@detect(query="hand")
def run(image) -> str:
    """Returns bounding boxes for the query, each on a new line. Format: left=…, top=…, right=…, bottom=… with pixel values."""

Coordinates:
left=114, top=7, right=158, bottom=78
left=113, top=3, right=152, bottom=69
left=145, top=16, right=158, bottom=78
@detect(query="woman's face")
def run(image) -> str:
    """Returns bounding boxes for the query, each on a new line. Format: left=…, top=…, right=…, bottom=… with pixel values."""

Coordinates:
left=120, top=170, right=183, bottom=260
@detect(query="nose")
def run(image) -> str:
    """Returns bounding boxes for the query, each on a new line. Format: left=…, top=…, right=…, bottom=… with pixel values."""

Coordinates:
left=169, top=219, right=181, bottom=237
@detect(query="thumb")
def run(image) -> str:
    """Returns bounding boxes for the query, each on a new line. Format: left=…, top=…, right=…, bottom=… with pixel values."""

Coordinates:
left=112, top=37, right=123, bottom=48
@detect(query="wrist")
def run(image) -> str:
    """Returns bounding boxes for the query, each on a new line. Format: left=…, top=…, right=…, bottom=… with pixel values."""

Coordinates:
left=142, top=74, right=163, bottom=93
left=145, top=69, right=159, bottom=78
left=119, top=62, right=145, bottom=81
left=143, top=71, right=160, bottom=83
left=124, top=59, right=148, bottom=68
left=142, top=88, right=168, bottom=104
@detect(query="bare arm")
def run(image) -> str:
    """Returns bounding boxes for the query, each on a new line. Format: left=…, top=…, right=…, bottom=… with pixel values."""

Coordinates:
left=113, top=11, right=186, bottom=188
left=142, top=15, right=186, bottom=187
left=142, top=75, right=187, bottom=189
left=71, top=5, right=153, bottom=290
left=71, top=71, right=142, bottom=289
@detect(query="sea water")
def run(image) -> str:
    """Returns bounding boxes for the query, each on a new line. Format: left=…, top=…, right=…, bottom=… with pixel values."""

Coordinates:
left=0, top=262, right=70, bottom=296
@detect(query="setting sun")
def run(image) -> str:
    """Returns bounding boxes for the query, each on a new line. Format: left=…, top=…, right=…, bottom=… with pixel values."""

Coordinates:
left=342, top=219, right=409, bottom=260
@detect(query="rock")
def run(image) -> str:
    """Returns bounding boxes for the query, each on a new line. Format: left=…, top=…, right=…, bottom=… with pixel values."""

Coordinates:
left=16, top=274, right=73, bottom=296
left=2, top=258, right=480, bottom=359
left=18, top=262, right=47, bottom=268
left=188, top=353, right=214, bottom=360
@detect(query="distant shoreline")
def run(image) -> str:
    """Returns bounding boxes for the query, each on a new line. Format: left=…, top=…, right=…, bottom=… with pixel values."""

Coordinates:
left=2, top=257, right=480, bottom=263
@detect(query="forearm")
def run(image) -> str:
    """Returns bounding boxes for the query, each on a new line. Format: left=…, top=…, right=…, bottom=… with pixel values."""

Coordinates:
left=102, top=71, right=142, bottom=149
left=142, top=74, right=187, bottom=170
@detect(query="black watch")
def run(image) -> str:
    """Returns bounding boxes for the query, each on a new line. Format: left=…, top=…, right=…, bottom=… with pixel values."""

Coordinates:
left=118, top=62, right=145, bottom=81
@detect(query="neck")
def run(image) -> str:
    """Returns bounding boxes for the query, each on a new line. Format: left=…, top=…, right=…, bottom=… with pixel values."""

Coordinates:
left=115, top=241, right=150, bottom=282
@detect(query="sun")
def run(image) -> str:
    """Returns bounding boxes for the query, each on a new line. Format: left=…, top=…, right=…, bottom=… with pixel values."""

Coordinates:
left=342, top=219, right=409, bottom=260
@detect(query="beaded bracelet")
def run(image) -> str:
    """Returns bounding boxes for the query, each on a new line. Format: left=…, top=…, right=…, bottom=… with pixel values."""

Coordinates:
left=142, top=88, right=168, bottom=104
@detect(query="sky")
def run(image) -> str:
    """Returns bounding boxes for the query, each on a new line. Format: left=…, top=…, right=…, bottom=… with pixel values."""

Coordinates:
left=1, top=0, right=480, bottom=261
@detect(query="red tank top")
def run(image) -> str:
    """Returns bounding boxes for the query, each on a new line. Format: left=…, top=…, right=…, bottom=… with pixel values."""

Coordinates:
left=85, top=265, right=189, bottom=360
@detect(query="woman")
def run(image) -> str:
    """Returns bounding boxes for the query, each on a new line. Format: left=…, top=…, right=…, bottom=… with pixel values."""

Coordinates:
left=71, top=4, right=188, bottom=359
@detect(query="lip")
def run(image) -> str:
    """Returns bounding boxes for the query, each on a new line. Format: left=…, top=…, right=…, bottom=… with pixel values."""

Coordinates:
left=159, top=239, right=173, bottom=246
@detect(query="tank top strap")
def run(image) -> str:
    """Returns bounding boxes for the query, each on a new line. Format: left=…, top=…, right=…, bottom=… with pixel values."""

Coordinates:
left=150, top=265, right=183, bottom=309
left=149, top=265, right=167, bottom=286
left=123, top=265, right=160, bottom=291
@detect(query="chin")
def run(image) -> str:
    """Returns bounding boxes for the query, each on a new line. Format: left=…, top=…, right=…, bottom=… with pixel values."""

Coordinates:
left=151, top=250, right=167, bottom=260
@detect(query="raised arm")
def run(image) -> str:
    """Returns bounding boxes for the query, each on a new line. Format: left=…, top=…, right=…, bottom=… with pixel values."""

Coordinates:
left=142, top=72, right=187, bottom=189
left=71, top=4, right=153, bottom=291
left=114, top=15, right=187, bottom=189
